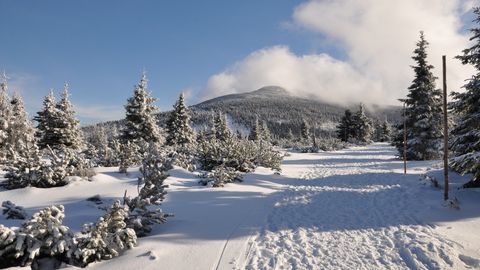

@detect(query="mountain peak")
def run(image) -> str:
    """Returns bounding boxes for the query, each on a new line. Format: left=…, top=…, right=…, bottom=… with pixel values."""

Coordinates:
left=250, top=86, right=290, bottom=97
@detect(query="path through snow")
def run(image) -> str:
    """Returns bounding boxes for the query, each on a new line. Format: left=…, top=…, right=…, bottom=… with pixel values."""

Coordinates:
left=244, top=143, right=478, bottom=270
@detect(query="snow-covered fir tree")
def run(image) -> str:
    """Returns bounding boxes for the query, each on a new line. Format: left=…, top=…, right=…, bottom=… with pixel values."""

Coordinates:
left=34, top=90, right=59, bottom=149
left=5, top=94, right=36, bottom=160
left=125, top=143, right=171, bottom=236
left=337, top=109, right=355, bottom=142
left=0, top=72, right=11, bottom=165
left=12, top=205, right=73, bottom=267
left=248, top=116, right=262, bottom=141
left=450, top=8, right=480, bottom=187
left=118, top=141, right=140, bottom=173
left=261, top=121, right=271, bottom=142
left=72, top=201, right=137, bottom=266
left=165, top=93, right=195, bottom=147
left=2, top=94, right=39, bottom=188
left=214, top=111, right=232, bottom=141
left=352, top=104, right=373, bottom=143
left=398, top=32, right=443, bottom=160
left=300, top=119, right=310, bottom=141
left=55, top=84, right=84, bottom=150
left=121, top=72, right=161, bottom=144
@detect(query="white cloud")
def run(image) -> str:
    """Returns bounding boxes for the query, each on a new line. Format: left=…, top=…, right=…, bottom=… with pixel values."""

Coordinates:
left=203, top=46, right=384, bottom=105
left=203, top=0, right=478, bottom=105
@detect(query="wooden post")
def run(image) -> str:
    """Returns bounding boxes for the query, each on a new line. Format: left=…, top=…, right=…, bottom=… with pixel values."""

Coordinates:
left=403, top=102, right=407, bottom=175
left=442, top=55, right=449, bottom=201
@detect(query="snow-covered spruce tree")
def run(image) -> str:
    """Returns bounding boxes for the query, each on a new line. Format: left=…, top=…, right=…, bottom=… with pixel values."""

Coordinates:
left=214, top=111, right=232, bottom=141
left=106, top=138, right=122, bottom=167
left=124, top=143, right=172, bottom=236
left=450, top=8, right=480, bottom=187
left=165, top=93, right=195, bottom=147
left=352, top=104, right=373, bottom=143
left=55, top=84, right=84, bottom=150
left=118, top=141, right=140, bottom=173
left=0, top=72, right=12, bottom=166
left=198, top=134, right=282, bottom=187
left=2, top=93, right=41, bottom=189
left=34, top=90, right=60, bottom=150
left=337, top=109, right=355, bottom=142
left=3, top=143, right=43, bottom=189
left=33, top=147, right=73, bottom=187
left=5, top=94, right=37, bottom=161
left=84, top=125, right=112, bottom=166
left=300, top=119, right=310, bottom=142
left=10, top=205, right=74, bottom=267
left=261, top=121, right=271, bottom=142
left=165, top=93, right=196, bottom=170
left=198, top=120, right=254, bottom=174
left=0, top=224, right=17, bottom=268
left=200, top=165, right=242, bottom=187
left=248, top=116, right=262, bottom=141
left=121, top=72, right=162, bottom=144
left=71, top=201, right=137, bottom=267
left=398, top=32, right=443, bottom=160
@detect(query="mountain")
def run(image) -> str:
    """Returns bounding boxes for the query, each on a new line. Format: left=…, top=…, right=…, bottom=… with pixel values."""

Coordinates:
left=188, top=86, right=401, bottom=138
left=84, top=86, right=402, bottom=139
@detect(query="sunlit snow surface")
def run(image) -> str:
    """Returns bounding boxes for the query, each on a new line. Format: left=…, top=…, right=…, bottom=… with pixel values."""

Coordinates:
left=1, top=143, right=479, bottom=270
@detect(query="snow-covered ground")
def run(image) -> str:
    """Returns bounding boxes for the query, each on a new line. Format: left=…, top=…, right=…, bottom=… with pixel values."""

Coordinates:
left=1, top=143, right=479, bottom=269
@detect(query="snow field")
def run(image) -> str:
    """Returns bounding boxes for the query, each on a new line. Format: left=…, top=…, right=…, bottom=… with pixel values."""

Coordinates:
left=245, top=144, right=480, bottom=270
left=1, top=143, right=479, bottom=269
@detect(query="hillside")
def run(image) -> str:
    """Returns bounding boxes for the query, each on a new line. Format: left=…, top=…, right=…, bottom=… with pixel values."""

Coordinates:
left=84, top=86, right=401, bottom=139
left=190, top=86, right=401, bottom=138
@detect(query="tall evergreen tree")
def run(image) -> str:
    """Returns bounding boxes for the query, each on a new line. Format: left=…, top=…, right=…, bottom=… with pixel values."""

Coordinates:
left=121, top=72, right=161, bottom=144
left=300, top=119, right=310, bottom=141
left=0, top=71, right=11, bottom=164
left=353, top=104, right=373, bottom=143
left=337, top=109, right=354, bottom=142
left=248, top=116, right=261, bottom=141
left=34, top=90, right=59, bottom=149
left=5, top=94, right=36, bottom=160
left=3, top=93, right=42, bottom=189
left=214, top=112, right=231, bottom=141
left=55, top=84, right=84, bottom=150
left=165, top=93, right=195, bottom=147
left=399, top=32, right=443, bottom=160
left=450, top=8, right=480, bottom=187
left=261, top=121, right=271, bottom=142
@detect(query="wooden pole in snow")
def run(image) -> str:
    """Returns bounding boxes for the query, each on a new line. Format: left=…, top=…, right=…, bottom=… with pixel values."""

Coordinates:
left=442, top=55, right=449, bottom=201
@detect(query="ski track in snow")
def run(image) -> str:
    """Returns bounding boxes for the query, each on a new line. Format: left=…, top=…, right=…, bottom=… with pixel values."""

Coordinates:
left=245, top=144, right=469, bottom=270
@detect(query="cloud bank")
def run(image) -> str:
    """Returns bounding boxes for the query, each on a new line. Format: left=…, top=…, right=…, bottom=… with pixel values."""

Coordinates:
left=203, top=46, right=384, bottom=104
left=202, top=0, right=477, bottom=105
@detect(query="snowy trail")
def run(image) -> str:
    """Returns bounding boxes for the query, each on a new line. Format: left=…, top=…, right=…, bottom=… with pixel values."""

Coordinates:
left=244, top=143, right=477, bottom=270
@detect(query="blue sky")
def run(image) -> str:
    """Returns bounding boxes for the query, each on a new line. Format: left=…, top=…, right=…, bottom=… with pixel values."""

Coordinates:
left=0, top=0, right=477, bottom=124
left=0, top=0, right=319, bottom=123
